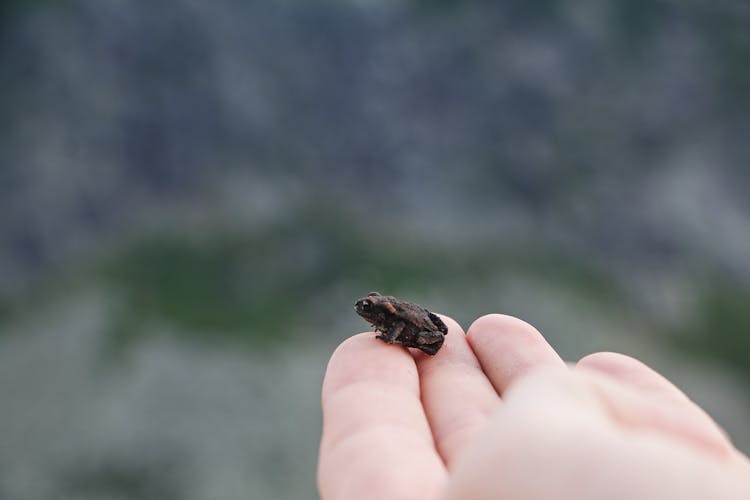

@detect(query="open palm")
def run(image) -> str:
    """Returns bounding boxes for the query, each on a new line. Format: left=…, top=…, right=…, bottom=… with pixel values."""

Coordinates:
left=318, top=314, right=750, bottom=500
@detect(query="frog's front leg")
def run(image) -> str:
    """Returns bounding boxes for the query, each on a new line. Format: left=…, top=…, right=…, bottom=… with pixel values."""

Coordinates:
left=376, top=321, right=405, bottom=344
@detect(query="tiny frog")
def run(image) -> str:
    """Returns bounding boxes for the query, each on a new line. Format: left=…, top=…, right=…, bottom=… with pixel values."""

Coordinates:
left=354, top=292, right=448, bottom=355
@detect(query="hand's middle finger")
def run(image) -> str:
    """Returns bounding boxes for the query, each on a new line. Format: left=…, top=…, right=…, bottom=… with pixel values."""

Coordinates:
left=413, top=315, right=501, bottom=468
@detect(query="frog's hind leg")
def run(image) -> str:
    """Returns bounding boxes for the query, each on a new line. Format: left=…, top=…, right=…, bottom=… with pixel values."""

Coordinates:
left=376, top=321, right=404, bottom=344
left=416, top=331, right=444, bottom=355
left=428, top=312, right=449, bottom=335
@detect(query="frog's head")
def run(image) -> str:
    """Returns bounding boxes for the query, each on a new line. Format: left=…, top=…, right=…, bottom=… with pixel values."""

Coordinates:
left=354, top=291, right=395, bottom=323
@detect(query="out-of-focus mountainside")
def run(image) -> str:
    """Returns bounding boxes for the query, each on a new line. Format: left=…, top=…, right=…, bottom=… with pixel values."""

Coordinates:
left=2, top=0, right=750, bottom=293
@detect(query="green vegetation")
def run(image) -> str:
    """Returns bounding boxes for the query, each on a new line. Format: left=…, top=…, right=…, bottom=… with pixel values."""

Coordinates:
left=676, top=280, right=750, bottom=383
left=0, top=204, right=624, bottom=354
left=94, top=215, right=750, bottom=375
left=2, top=202, right=748, bottom=377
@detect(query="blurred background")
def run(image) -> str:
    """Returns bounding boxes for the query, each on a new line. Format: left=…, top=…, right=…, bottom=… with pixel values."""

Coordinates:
left=2, top=0, right=750, bottom=498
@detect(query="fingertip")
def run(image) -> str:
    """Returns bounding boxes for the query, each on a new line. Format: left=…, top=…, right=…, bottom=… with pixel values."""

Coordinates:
left=575, top=351, right=735, bottom=454
left=467, top=314, right=537, bottom=338
left=466, top=314, right=564, bottom=395
left=578, top=351, right=640, bottom=370
left=576, top=351, right=688, bottom=400
left=322, top=332, right=418, bottom=402
left=327, top=332, right=392, bottom=366
left=328, top=332, right=381, bottom=362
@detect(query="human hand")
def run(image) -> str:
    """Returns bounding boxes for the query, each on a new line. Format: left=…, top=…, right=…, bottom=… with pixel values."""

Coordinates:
left=318, top=314, right=750, bottom=499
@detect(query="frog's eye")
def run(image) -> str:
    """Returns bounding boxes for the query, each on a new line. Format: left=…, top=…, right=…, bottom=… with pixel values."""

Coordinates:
left=360, top=300, right=371, bottom=308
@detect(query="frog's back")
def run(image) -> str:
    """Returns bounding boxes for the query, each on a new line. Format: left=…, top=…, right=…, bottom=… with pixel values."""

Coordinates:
left=394, top=300, right=442, bottom=332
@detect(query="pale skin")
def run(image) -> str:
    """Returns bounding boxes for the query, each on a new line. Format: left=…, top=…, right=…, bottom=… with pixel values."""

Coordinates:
left=318, top=314, right=750, bottom=500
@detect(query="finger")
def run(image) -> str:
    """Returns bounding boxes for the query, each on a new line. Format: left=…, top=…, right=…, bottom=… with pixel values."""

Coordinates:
left=577, top=352, right=690, bottom=400
left=318, top=333, right=447, bottom=500
left=445, top=368, right=748, bottom=500
left=576, top=353, right=733, bottom=456
left=466, top=314, right=565, bottom=396
left=412, top=315, right=500, bottom=468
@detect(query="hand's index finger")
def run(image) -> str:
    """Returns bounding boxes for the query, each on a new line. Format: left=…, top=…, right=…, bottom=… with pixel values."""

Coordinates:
left=318, top=333, right=447, bottom=500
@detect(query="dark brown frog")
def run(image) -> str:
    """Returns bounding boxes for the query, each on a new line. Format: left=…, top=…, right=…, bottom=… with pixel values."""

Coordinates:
left=354, top=292, right=448, bottom=355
